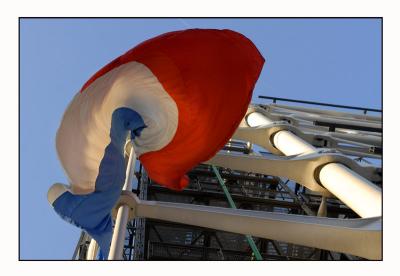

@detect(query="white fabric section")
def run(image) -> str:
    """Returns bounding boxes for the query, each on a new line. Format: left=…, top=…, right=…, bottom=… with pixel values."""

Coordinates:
left=56, top=62, right=178, bottom=194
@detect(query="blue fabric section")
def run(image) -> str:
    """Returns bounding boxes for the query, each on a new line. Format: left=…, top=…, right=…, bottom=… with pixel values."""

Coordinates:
left=53, top=107, right=146, bottom=259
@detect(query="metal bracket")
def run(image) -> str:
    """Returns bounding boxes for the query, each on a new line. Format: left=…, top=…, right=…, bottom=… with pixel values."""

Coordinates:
left=234, top=121, right=302, bottom=155
left=204, top=150, right=379, bottom=197
left=112, top=190, right=139, bottom=220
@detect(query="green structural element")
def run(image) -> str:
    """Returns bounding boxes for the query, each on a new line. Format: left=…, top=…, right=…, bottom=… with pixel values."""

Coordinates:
left=211, top=165, right=263, bottom=261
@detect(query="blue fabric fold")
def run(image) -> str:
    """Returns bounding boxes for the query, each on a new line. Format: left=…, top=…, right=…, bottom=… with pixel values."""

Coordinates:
left=52, top=107, right=146, bottom=259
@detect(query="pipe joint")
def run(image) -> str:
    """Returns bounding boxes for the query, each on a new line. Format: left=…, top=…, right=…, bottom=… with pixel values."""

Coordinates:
left=112, top=191, right=139, bottom=221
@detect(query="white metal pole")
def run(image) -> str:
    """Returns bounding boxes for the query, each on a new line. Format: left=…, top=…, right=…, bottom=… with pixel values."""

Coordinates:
left=246, top=112, right=382, bottom=218
left=319, top=163, right=381, bottom=218
left=86, top=239, right=99, bottom=260
left=108, top=146, right=136, bottom=260
left=273, top=130, right=317, bottom=155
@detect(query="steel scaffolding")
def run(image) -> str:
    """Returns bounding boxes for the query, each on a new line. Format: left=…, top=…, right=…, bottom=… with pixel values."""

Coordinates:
left=72, top=98, right=382, bottom=261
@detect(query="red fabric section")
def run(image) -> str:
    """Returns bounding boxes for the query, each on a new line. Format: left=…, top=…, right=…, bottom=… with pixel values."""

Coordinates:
left=81, top=29, right=265, bottom=190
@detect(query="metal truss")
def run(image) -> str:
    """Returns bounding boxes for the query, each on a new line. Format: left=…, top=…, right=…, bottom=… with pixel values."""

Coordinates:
left=72, top=101, right=382, bottom=261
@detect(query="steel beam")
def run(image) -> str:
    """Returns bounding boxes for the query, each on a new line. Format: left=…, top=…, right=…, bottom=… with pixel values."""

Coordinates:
left=114, top=192, right=381, bottom=260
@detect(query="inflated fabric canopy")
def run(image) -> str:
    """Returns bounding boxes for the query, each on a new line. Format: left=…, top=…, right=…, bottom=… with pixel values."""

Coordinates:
left=48, top=29, right=264, bottom=257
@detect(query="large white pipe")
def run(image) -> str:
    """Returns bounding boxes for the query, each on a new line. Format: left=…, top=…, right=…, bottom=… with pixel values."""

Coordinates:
left=247, top=112, right=316, bottom=155
left=319, top=163, right=381, bottom=218
left=108, top=146, right=136, bottom=260
left=86, top=239, right=99, bottom=260
left=247, top=112, right=274, bottom=126
left=273, top=131, right=317, bottom=155
left=246, top=112, right=382, bottom=218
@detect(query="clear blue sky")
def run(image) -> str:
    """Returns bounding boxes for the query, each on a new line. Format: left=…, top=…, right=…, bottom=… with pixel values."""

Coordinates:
left=20, top=18, right=381, bottom=260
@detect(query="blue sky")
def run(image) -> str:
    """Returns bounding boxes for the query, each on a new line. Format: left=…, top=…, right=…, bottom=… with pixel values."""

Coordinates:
left=20, top=18, right=381, bottom=260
